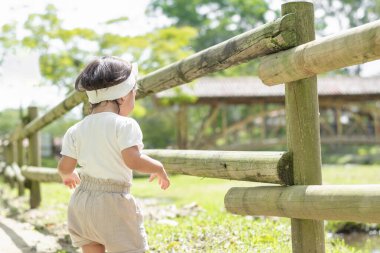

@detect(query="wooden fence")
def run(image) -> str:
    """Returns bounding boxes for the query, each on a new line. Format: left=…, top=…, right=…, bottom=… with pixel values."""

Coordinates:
left=1, top=2, right=380, bottom=252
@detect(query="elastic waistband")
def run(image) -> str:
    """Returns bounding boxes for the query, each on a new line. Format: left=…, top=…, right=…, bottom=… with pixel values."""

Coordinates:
left=78, top=173, right=130, bottom=193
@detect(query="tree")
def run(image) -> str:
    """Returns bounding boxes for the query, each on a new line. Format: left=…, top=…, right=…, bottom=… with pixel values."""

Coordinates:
left=147, top=0, right=270, bottom=76
left=0, top=3, right=200, bottom=149
left=148, top=0, right=269, bottom=51
left=315, top=0, right=380, bottom=75
left=0, top=109, right=22, bottom=136
left=0, top=4, right=197, bottom=91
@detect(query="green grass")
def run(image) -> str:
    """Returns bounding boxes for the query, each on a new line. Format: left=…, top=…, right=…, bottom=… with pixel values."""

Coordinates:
left=323, top=164, right=380, bottom=184
left=2, top=165, right=380, bottom=252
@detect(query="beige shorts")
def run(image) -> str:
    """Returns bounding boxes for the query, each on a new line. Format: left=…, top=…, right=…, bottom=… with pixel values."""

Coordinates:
left=67, top=174, right=148, bottom=253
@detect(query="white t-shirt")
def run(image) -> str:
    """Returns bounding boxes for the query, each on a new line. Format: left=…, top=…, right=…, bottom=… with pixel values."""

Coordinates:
left=60, top=112, right=144, bottom=183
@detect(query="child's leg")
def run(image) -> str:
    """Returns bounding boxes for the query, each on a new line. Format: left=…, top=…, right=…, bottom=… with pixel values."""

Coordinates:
left=82, top=242, right=105, bottom=253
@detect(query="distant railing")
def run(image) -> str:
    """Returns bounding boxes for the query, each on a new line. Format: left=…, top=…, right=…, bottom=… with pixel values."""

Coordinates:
left=1, top=2, right=380, bottom=252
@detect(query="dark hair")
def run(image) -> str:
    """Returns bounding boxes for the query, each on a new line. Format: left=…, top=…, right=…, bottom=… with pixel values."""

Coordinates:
left=75, top=56, right=132, bottom=112
left=75, top=56, right=132, bottom=91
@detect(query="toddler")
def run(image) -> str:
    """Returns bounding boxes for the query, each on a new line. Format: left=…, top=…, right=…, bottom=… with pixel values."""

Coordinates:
left=58, top=56, right=170, bottom=253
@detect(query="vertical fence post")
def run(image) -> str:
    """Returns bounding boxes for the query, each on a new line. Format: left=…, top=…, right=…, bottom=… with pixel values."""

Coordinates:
left=374, top=111, right=380, bottom=141
left=336, top=107, right=343, bottom=137
left=27, top=106, right=41, bottom=209
left=261, top=105, right=267, bottom=140
left=5, top=142, right=15, bottom=187
left=12, top=140, right=18, bottom=164
left=282, top=2, right=325, bottom=252
left=16, top=127, right=26, bottom=196
left=5, top=142, right=13, bottom=166
left=177, top=104, right=188, bottom=149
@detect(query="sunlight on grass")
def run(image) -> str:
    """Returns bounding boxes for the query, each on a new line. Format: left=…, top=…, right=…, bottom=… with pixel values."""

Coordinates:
left=1, top=165, right=379, bottom=252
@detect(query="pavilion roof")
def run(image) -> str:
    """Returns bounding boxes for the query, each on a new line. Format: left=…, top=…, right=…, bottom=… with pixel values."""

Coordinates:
left=156, top=76, right=380, bottom=104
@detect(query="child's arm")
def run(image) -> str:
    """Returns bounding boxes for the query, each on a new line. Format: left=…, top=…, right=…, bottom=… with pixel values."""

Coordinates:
left=58, top=155, right=81, bottom=189
left=121, top=146, right=170, bottom=190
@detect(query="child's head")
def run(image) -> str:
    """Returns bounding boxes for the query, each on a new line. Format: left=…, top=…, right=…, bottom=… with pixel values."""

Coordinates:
left=75, top=56, right=138, bottom=116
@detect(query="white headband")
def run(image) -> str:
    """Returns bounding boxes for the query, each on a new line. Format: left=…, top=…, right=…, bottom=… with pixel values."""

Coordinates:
left=86, top=62, right=138, bottom=104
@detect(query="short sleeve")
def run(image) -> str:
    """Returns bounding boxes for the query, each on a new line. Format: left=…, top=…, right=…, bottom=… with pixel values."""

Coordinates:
left=60, top=126, right=77, bottom=159
left=117, top=118, right=144, bottom=152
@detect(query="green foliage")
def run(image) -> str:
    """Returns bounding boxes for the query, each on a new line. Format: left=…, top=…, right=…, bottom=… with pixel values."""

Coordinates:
left=315, top=0, right=380, bottom=75
left=138, top=101, right=177, bottom=149
left=0, top=108, right=22, bottom=136
left=147, top=0, right=269, bottom=76
left=322, top=145, right=380, bottom=165
left=41, top=114, right=79, bottom=137
left=0, top=4, right=197, bottom=91
left=148, top=0, right=268, bottom=51
left=105, top=16, right=129, bottom=24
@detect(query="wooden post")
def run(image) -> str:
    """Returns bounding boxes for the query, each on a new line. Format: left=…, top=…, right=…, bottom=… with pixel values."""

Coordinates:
left=27, top=106, right=41, bottom=209
left=192, top=104, right=220, bottom=148
left=261, top=105, right=267, bottom=140
left=5, top=142, right=13, bottom=165
left=374, top=111, right=380, bottom=141
left=336, top=107, right=343, bottom=138
left=282, top=2, right=325, bottom=253
left=176, top=104, right=188, bottom=149
left=4, top=143, right=15, bottom=187
left=16, top=128, right=26, bottom=196
left=222, top=104, right=227, bottom=134
left=11, top=141, right=18, bottom=164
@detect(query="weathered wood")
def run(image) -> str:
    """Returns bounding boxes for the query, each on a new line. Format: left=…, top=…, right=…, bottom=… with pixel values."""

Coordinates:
left=22, top=166, right=62, bottom=183
left=201, top=114, right=257, bottom=148
left=143, top=149, right=293, bottom=185
left=225, top=185, right=380, bottom=224
left=10, top=15, right=296, bottom=143
left=176, top=105, right=188, bottom=149
left=3, top=144, right=14, bottom=186
left=0, top=161, right=6, bottom=174
left=281, top=2, right=325, bottom=253
left=11, top=141, right=18, bottom=164
left=12, top=163, right=25, bottom=196
left=261, top=105, right=267, bottom=140
left=374, top=112, right=380, bottom=141
left=259, top=19, right=380, bottom=85
left=17, top=138, right=25, bottom=167
left=12, top=92, right=86, bottom=141
left=20, top=150, right=293, bottom=185
left=137, top=14, right=296, bottom=98
left=192, top=104, right=220, bottom=148
left=4, top=165, right=16, bottom=188
left=27, top=107, right=41, bottom=209
left=5, top=143, right=13, bottom=166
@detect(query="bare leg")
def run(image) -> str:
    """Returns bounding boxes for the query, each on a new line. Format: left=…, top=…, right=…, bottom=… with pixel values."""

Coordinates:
left=82, top=242, right=105, bottom=253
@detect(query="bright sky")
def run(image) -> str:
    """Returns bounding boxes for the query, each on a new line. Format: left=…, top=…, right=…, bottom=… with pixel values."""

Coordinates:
left=0, top=0, right=379, bottom=111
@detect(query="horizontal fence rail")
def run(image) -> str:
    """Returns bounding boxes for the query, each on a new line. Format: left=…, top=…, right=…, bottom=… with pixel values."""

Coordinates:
left=144, top=150, right=293, bottom=185
left=19, top=150, right=294, bottom=185
left=259, top=19, right=380, bottom=85
left=225, top=185, right=380, bottom=223
left=21, top=166, right=62, bottom=183
left=10, top=15, right=297, bottom=142
left=11, top=92, right=87, bottom=142
left=137, top=14, right=296, bottom=98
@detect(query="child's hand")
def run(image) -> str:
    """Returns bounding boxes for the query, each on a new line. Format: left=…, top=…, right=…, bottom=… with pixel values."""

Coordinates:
left=61, top=171, right=81, bottom=189
left=149, top=168, right=170, bottom=190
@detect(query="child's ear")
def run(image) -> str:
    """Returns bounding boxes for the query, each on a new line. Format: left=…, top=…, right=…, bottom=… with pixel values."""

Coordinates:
left=117, top=96, right=127, bottom=104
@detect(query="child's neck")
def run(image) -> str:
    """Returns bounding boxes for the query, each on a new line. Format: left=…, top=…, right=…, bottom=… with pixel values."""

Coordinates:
left=91, top=101, right=119, bottom=114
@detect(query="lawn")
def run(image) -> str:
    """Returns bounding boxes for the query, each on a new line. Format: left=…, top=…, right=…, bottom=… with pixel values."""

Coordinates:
left=2, top=165, right=380, bottom=252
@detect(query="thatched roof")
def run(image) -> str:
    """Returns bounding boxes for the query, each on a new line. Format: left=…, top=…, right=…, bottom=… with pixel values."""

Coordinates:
left=156, top=76, right=380, bottom=104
